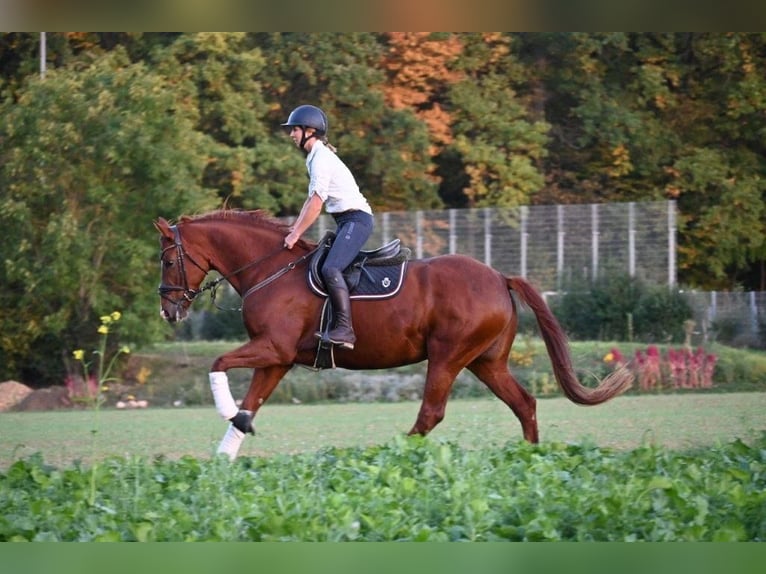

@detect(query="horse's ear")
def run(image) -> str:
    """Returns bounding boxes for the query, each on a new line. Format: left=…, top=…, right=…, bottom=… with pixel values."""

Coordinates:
left=154, top=217, right=174, bottom=239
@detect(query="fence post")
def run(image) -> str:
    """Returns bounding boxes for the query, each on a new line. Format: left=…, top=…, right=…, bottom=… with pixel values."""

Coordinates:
left=382, top=211, right=390, bottom=244
left=484, top=207, right=492, bottom=267
left=591, top=203, right=599, bottom=281
left=750, top=291, right=758, bottom=335
left=449, top=209, right=457, bottom=254
left=668, top=200, right=677, bottom=288
left=520, top=206, right=528, bottom=278
left=415, top=210, right=423, bottom=259
left=628, top=202, right=636, bottom=277
left=557, top=205, right=564, bottom=289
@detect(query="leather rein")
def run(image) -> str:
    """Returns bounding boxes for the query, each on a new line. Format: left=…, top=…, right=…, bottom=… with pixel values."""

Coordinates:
left=158, top=224, right=319, bottom=312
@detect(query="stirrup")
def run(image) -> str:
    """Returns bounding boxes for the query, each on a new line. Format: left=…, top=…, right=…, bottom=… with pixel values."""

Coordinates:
left=316, top=330, right=355, bottom=350
left=327, top=329, right=355, bottom=350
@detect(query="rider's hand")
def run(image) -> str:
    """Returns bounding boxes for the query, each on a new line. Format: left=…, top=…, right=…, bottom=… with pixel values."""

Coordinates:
left=284, top=231, right=299, bottom=249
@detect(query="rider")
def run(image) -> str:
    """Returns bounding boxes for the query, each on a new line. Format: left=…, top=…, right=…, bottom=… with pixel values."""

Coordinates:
left=282, top=104, right=374, bottom=350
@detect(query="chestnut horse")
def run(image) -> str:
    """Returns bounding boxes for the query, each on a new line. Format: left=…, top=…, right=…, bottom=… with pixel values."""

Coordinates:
left=155, top=210, right=632, bottom=459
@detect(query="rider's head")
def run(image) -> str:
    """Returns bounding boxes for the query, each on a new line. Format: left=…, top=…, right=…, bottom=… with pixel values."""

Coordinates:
left=281, top=104, right=329, bottom=151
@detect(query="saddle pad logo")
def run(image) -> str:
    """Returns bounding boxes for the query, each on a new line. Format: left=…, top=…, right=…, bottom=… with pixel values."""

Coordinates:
left=382, top=277, right=391, bottom=288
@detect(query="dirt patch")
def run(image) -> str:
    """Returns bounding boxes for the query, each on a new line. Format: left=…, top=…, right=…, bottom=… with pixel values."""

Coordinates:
left=0, top=381, right=34, bottom=412
left=12, top=386, right=72, bottom=412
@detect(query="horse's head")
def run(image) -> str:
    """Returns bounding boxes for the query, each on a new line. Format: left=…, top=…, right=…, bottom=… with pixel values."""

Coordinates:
left=154, top=217, right=209, bottom=323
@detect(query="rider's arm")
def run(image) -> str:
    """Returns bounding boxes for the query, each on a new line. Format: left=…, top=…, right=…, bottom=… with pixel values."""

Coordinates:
left=284, top=192, right=324, bottom=249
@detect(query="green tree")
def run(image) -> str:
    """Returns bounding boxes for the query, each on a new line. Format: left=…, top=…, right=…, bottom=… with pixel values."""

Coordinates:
left=665, top=34, right=766, bottom=289
left=445, top=33, right=550, bottom=208
left=152, top=33, right=301, bottom=214
left=0, top=49, right=219, bottom=384
left=522, top=32, right=677, bottom=204
left=521, top=32, right=766, bottom=289
left=253, top=32, right=440, bottom=212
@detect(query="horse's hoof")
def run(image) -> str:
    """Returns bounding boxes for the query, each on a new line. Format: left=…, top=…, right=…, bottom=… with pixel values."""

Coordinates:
left=230, top=410, right=255, bottom=435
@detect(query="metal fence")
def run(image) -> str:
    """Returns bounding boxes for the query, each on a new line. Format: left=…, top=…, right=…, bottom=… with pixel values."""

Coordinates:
left=683, top=290, right=766, bottom=348
left=301, top=200, right=676, bottom=290
left=290, top=200, right=763, bottom=347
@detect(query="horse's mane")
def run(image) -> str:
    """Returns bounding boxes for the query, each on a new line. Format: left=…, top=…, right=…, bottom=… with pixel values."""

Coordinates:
left=179, top=209, right=288, bottom=231
left=178, top=209, right=315, bottom=248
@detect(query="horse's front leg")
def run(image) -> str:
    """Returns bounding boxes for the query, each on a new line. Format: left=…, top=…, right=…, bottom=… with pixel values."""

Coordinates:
left=209, top=345, right=292, bottom=460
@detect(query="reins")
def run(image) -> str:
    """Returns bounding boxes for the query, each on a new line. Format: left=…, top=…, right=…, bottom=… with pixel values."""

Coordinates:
left=159, top=223, right=321, bottom=313
left=207, top=244, right=320, bottom=312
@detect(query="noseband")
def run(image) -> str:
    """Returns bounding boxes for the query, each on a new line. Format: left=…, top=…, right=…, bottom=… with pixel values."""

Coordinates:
left=158, top=225, right=208, bottom=307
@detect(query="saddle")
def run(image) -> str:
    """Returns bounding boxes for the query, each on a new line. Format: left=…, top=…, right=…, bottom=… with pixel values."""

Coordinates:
left=308, top=232, right=411, bottom=370
left=308, top=232, right=410, bottom=299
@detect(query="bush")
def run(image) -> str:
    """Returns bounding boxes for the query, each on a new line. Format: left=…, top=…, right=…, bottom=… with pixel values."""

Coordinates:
left=551, top=273, right=692, bottom=343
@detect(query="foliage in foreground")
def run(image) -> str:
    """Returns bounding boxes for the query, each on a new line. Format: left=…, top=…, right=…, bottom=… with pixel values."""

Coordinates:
left=2, top=434, right=764, bottom=542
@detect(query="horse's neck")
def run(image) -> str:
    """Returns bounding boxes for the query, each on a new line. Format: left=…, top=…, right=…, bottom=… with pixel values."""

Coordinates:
left=202, top=223, right=284, bottom=285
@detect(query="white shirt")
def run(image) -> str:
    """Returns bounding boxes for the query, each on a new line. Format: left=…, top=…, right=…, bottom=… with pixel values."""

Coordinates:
left=306, top=141, right=372, bottom=215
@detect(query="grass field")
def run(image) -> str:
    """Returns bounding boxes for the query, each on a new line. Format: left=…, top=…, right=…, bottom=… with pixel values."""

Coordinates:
left=1, top=393, right=764, bottom=469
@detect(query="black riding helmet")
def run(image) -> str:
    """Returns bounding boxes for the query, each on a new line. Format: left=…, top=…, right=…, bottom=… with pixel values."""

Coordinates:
left=282, top=104, right=328, bottom=134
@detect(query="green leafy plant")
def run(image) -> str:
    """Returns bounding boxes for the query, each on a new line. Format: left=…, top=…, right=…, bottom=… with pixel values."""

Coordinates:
left=1, top=434, right=764, bottom=541
left=70, top=311, right=130, bottom=505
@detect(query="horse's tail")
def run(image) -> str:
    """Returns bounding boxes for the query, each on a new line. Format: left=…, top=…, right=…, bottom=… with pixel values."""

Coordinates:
left=507, top=276, right=633, bottom=405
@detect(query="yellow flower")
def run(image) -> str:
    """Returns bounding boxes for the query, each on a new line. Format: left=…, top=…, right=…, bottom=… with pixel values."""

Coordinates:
left=73, top=349, right=85, bottom=361
left=111, top=311, right=121, bottom=322
left=603, top=352, right=614, bottom=363
left=101, top=385, right=110, bottom=392
left=120, top=345, right=131, bottom=354
left=98, top=325, right=109, bottom=335
left=100, top=315, right=112, bottom=325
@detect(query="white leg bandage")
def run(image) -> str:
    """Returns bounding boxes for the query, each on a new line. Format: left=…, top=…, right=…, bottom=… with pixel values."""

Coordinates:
left=217, top=424, right=245, bottom=460
left=209, top=371, right=238, bottom=420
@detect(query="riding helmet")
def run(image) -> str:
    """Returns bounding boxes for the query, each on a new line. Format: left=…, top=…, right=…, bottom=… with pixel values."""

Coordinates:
left=281, top=105, right=328, bottom=135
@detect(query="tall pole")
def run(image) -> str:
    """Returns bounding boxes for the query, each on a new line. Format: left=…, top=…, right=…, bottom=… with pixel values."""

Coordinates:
left=40, top=32, right=47, bottom=79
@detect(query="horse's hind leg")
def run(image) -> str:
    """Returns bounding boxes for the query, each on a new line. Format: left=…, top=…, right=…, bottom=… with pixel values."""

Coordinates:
left=468, top=359, right=539, bottom=443
left=408, top=361, right=461, bottom=436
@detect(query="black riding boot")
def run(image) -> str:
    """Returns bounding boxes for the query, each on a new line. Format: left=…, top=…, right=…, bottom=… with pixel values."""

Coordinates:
left=322, top=271, right=356, bottom=350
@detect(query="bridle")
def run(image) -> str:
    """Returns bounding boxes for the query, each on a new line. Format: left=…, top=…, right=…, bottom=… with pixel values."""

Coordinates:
left=158, top=225, right=209, bottom=307
left=158, top=223, right=320, bottom=311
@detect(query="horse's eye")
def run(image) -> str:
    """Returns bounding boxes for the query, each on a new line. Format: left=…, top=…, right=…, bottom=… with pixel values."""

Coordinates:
left=162, top=258, right=174, bottom=269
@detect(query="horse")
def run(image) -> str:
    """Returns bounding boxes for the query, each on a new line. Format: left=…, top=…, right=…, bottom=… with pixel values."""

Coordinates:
left=155, top=209, right=632, bottom=459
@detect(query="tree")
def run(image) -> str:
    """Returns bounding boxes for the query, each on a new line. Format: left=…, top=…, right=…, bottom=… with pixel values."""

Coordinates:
left=445, top=33, right=550, bottom=208
left=660, top=34, right=766, bottom=289
left=252, top=32, right=440, bottom=212
left=520, top=32, right=766, bottom=289
left=0, top=49, right=220, bottom=384
left=153, top=33, right=302, bottom=214
left=380, top=33, right=463, bottom=160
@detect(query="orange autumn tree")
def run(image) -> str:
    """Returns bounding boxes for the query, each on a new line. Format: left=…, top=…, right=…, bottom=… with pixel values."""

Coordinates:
left=380, top=32, right=464, bottom=171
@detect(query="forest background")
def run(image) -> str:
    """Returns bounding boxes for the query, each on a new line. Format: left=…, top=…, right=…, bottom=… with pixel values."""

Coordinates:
left=1, top=32, right=765, bottom=385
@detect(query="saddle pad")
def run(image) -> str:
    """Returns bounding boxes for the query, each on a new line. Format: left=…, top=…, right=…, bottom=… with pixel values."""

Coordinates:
left=308, top=260, right=408, bottom=300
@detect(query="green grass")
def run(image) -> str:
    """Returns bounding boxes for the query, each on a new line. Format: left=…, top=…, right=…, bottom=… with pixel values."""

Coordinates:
left=2, top=393, right=764, bottom=469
